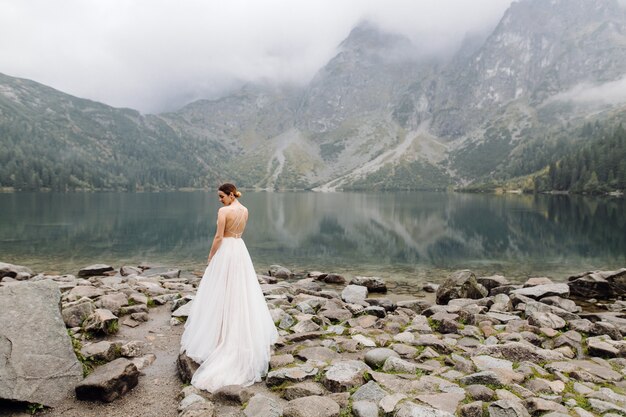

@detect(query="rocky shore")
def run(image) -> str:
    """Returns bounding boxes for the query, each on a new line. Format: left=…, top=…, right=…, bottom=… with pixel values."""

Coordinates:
left=1, top=262, right=626, bottom=417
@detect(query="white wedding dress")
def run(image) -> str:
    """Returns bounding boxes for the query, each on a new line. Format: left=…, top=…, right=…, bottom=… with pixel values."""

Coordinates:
left=179, top=206, right=278, bottom=392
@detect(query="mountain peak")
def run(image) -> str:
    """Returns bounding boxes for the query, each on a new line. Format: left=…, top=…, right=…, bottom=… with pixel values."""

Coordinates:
left=339, top=21, right=412, bottom=53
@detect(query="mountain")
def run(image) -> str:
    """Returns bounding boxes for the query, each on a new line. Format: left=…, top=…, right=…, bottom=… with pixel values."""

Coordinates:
left=1, top=0, right=626, bottom=192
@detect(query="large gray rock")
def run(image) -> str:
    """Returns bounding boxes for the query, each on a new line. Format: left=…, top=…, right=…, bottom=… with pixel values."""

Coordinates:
left=568, top=269, right=626, bottom=299
left=351, top=380, right=387, bottom=403
left=511, top=284, right=569, bottom=300
left=436, top=270, right=488, bottom=305
left=283, top=395, right=340, bottom=417
left=0, top=280, right=83, bottom=406
left=75, top=358, right=139, bottom=402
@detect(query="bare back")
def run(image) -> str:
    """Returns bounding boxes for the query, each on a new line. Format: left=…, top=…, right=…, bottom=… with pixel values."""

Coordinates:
left=221, top=204, right=248, bottom=238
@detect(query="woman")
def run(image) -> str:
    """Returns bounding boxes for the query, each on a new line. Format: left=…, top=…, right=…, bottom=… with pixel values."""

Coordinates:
left=179, top=183, right=278, bottom=392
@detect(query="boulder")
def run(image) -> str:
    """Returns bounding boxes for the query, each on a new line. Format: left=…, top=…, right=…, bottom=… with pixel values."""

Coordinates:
left=62, top=299, right=95, bottom=327
left=395, top=401, right=455, bottom=417
left=0, top=280, right=83, bottom=406
left=75, top=358, right=139, bottom=402
left=268, top=265, right=293, bottom=279
left=78, top=264, right=114, bottom=277
left=436, top=270, right=488, bottom=305
left=0, top=262, right=33, bottom=280
left=511, top=284, right=569, bottom=300
left=568, top=269, right=626, bottom=299
left=350, top=276, right=387, bottom=293
left=341, top=285, right=368, bottom=305
left=177, top=352, right=200, bottom=384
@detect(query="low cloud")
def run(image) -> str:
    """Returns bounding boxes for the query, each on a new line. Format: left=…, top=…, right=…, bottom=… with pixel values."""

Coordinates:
left=546, top=76, right=626, bottom=106
left=0, top=0, right=512, bottom=113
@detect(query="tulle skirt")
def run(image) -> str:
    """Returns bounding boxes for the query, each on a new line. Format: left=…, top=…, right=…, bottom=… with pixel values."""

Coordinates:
left=179, top=237, right=278, bottom=392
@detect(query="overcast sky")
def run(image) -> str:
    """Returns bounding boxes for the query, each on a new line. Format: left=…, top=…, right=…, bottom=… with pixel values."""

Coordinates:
left=0, top=0, right=513, bottom=113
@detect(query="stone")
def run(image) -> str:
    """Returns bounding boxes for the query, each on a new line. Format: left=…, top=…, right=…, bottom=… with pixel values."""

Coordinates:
left=477, top=275, right=509, bottom=291
left=243, top=394, right=283, bottom=417
left=66, top=285, right=105, bottom=301
left=266, top=365, right=318, bottom=387
left=466, top=385, right=496, bottom=401
left=292, top=319, right=321, bottom=333
left=270, top=354, right=295, bottom=369
left=436, top=270, right=488, bottom=305
left=364, top=306, right=386, bottom=318
left=416, top=392, right=465, bottom=414
left=540, top=296, right=581, bottom=313
left=0, top=280, right=83, bottom=407
left=379, top=393, right=407, bottom=414
left=323, top=274, right=346, bottom=284
left=460, top=371, right=506, bottom=387
left=75, top=358, right=139, bottom=402
left=524, top=397, right=569, bottom=415
left=78, top=264, right=114, bottom=277
left=282, top=382, right=326, bottom=400
left=96, top=292, right=129, bottom=315
left=364, top=348, right=400, bottom=368
left=511, top=283, right=569, bottom=299
left=352, top=334, right=376, bottom=347
left=382, top=356, right=420, bottom=374
left=396, top=299, right=431, bottom=314
left=62, top=299, right=95, bottom=327
left=295, top=347, right=339, bottom=363
left=178, top=393, right=206, bottom=412
left=82, top=308, right=119, bottom=334
left=350, top=276, right=387, bottom=293
left=269, top=265, right=293, bottom=279
left=395, top=401, right=455, bottom=417
left=283, top=395, right=340, bottom=417
left=322, top=360, right=371, bottom=392
left=81, top=340, right=122, bottom=362
left=351, top=400, right=378, bottom=417
left=172, top=300, right=194, bottom=318
left=0, top=262, right=33, bottom=280
left=352, top=380, right=387, bottom=402
left=120, top=340, right=147, bottom=358
left=341, top=285, right=368, bottom=305
left=212, top=385, right=253, bottom=405
left=177, top=353, right=200, bottom=384
left=319, top=309, right=352, bottom=323
left=527, top=312, right=567, bottom=329
left=475, top=342, right=564, bottom=362
left=460, top=401, right=484, bottom=417
left=488, top=400, right=531, bottom=417
left=180, top=401, right=218, bottom=417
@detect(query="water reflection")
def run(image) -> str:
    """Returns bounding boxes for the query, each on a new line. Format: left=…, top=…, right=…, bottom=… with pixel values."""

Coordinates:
left=0, top=191, right=624, bottom=283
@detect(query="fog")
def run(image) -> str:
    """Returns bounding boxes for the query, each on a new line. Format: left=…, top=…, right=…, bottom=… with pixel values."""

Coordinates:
left=547, top=76, right=626, bottom=106
left=0, top=0, right=513, bottom=113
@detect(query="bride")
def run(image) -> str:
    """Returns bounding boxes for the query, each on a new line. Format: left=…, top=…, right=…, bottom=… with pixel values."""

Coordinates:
left=179, top=183, right=278, bottom=392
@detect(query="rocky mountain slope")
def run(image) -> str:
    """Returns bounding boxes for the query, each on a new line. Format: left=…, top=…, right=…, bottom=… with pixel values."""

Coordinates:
left=1, top=0, right=625, bottom=191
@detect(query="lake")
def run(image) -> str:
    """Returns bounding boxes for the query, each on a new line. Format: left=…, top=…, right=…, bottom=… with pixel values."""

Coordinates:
left=0, top=191, right=624, bottom=285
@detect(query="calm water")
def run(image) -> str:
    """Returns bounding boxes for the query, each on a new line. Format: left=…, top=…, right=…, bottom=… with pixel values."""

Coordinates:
left=0, top=191, right=624, bottom=285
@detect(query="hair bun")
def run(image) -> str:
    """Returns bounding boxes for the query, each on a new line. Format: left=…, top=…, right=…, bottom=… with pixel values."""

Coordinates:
left=235, top=191, right=242, bottom=198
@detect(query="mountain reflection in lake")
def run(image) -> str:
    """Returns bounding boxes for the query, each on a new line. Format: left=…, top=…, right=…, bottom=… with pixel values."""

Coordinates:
left=0, top=191, right=624, bottom=284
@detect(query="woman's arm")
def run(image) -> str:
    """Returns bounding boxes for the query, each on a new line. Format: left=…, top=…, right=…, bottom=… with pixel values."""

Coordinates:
left=208, top=208, right=227, bottom=263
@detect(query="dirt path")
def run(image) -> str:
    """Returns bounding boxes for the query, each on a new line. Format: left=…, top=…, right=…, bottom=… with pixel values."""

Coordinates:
left=40, top=303, right=185, bottom=417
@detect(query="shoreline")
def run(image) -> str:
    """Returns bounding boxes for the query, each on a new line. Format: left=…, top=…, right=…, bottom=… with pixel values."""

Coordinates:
left=2, top=262, right=626, bottom=417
